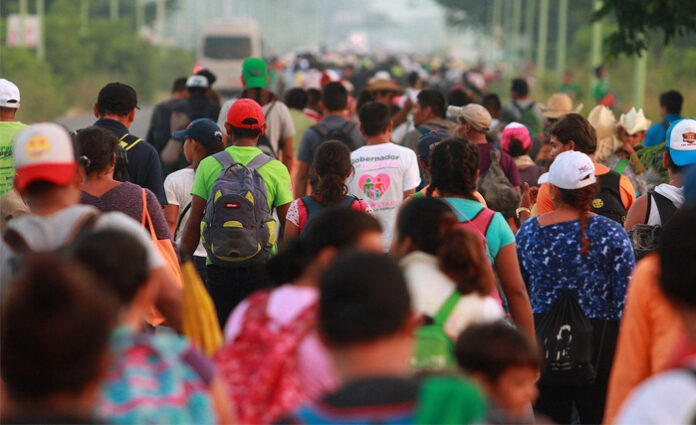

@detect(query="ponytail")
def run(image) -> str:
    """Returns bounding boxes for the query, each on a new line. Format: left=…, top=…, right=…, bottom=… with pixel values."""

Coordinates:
left=438, top=228, right=495, bottom=296
left=558, top=183, right=599, bottom=255
left=312, top=140, right=352, bottom=206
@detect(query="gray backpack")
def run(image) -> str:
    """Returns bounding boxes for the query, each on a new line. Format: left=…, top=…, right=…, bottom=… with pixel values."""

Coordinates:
left=201, top=151, right=276, bottom=267
left=477, top=149, right=520, bottom=219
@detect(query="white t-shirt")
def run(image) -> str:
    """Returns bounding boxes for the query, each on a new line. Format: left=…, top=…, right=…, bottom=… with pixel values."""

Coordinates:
left=615, top=361, right=696, bottom=424
left=218, top=98, right=295, bottom=156
left=400, top=251, right=504, bottom=339
left=164, top=168, right=205, bottom=258
left=1, top=205, right=164, bottom=288
left=345, top=142, right=420, bottom=251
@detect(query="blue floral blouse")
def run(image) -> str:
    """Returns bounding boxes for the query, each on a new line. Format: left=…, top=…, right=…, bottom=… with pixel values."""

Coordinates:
left=516, top=215, right=635, bottom=320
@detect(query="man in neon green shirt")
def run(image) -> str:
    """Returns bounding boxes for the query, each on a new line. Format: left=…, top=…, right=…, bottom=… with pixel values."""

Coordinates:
left=182, top=98, right=293, bottom=326
left=0, top=79, right=27, bottom=196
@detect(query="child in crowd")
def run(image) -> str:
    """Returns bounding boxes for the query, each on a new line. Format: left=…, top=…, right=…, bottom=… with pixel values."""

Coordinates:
left=285, top=140, right=372, bottom=239
left=456, top=322, right=542, bottom=424
left=281, top=251, right=487, bottom=424
left=72, top=229, right=232, bottom=424
left=394, top=197, right=503, bottom=340
left=163, top=118, right=225, bottom=280
left=500, top=122, right=546, bottom=190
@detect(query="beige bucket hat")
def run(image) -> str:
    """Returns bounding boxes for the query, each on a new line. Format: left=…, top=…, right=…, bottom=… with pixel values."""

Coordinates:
left=540, top=93, right=584, bottom=119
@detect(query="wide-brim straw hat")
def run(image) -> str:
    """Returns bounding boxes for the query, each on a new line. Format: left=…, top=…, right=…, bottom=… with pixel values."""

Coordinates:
left=540, top=93, right=583, bottom=119
left=588, top=105, right=622, bottom=162
left=365, top=78, right=404, bottom=95
left=618, top=107, right=652, bottom=135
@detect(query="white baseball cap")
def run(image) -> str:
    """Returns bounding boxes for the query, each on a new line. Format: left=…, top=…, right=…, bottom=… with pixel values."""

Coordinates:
left=186, top=75, right=209, bottom=89
left=538, top=151, right=596, bottom=189
left=13, top=123, right=77, bottom=192
left=666, top=118, right=696, bottom=166
left=0, top=79, right=20, bottom=109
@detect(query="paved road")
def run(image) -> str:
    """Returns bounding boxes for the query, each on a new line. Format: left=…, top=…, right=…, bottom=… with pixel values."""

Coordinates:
left=57, top=105, right=155, bottom=138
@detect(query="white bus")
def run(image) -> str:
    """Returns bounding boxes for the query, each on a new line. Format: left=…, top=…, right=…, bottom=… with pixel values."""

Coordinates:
left=196, top=19, right=262, bottom=96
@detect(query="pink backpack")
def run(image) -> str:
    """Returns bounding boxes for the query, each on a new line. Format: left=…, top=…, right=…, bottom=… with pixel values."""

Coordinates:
left=215, top=291, right=317, bottom=424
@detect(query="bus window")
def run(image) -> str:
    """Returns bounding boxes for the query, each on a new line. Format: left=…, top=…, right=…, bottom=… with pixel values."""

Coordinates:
left=203, top=37, right=252, bottom=60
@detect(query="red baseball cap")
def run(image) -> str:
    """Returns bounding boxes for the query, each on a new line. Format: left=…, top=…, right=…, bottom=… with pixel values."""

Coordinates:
left=226, top=98, right=265, bottom=130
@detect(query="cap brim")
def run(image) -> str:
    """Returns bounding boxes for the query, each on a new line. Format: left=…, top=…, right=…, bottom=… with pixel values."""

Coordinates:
left=670, top=149, right=696, bottom=167
left=172, top=129, right=189, bottom=139
left=244, top=76, right=267, bottom=89
left=14, top=162, right=77, bottom=192
left=537, top=172, right=551, bottom=185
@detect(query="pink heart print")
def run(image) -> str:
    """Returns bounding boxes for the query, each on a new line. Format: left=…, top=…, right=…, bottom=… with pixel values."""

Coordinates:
left=358, top=173, right=391, bottom=201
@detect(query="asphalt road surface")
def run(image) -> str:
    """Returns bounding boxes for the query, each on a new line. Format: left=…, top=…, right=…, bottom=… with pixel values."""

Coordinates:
left=57, top=105, right=155, bottom=138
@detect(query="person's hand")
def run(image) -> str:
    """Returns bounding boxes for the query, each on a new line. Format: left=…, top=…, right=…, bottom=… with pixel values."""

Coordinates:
left=622, top=140, right=636, bottom=155
left=520, top=183, right=538, bottom=209
left=402, top=97, right=413, bottom=111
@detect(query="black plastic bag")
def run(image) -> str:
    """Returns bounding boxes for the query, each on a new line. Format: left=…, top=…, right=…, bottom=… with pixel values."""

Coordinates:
left=536, top=289, right=596, bottom=386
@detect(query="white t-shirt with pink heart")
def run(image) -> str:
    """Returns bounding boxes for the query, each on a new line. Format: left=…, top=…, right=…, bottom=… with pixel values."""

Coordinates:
left=346, top=142, right=421, bottom=251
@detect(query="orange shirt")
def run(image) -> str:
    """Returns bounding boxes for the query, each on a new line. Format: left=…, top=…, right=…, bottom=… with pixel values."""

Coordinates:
left=603, top=255, right=685, bottom=424
left=536, top=162, right=636, bottom=215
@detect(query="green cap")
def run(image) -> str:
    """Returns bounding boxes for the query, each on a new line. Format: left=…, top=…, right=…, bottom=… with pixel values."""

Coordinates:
left=242, top=57, right=268, bottom=89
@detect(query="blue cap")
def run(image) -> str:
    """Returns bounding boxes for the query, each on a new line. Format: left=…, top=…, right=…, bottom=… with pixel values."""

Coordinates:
left=173, top=118, right=222, bottom=146
left=666, top=118, right=696, bottom=167
left=417, top=129, right=450, bottom=163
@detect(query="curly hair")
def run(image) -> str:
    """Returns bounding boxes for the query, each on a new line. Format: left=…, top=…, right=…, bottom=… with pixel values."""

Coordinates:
left=426, top=137, right=479, bottom=198
left=549, top=113, right=597, bottom=155
left=312, top=140, right=352, bottom=205
left=558, top=183, right=599, bottom=254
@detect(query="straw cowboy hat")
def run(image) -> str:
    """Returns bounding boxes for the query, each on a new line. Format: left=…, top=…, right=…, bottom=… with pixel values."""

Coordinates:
left=365, top=77, right=404, bottom=95
left=539, top=93, right=584, bottom=119
left=588, top=105, right=622, bottom=162
left=618, top=107, right=652, bottom=135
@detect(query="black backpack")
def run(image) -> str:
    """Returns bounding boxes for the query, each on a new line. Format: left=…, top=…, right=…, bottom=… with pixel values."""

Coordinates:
left=535, top=290, right=600, bottom=386
left=73, top=130, right=141, bottom=182
left=299, top=195, right=358, bottom=237
left=591, top=171, right=627, bottom=224
left=309, top=121, right=358, bottom=152
left=628, top=191, right=678, bottom=261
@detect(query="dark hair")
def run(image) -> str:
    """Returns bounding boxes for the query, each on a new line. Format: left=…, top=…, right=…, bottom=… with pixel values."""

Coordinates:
left=359, top=101, right=391, bottom=136
left=23, top=180, right=63, bottom=197
left=267, top=209, right=381, bottom=286
left=397, top=197, right=493, bottom=295
left=507, top=138, right=528, bottom=157
left=1, top=253, right=117, bottom=399
left=307, top=88, right=321, bottom=108
left=313, top=140, right=352, bottom=205
left=229, top=117, right=262, bottom=139
left=196, top=69, right=217, bottom=86
left=172, top=77, right=188, bottom=93
left=202, top=138, right=225, bottom=157
left=72, top=230, right=149, bottom=306
left=447, top=88, right=472, bottom=108
left=75, top=126, right=119, bottom=174
left=455, top=322, right=541, bottom=381
left=319, top=252, right=410, bottom=346
left=407, top=71, right=421, bottom=87
left=356, top=89, right=376, bottom=112
left=594, top=65, right=605, bottom=78
left=284, top=88, right=308, bottom=110
left=187, top=86, right=207, bottom=96
left=660, top=90, right=683, bottom=115
left=665, top=149, right=686, bottom=174
left=511, top=78, right=529, bottom=97
left=659, top=204, right=696, bottom=307
left=557, top=183, right=599, bottom=254
left=482, top=93, right=502, bottom=111
left=427, top=137, right=479, bottom=198
left=321, top=81, right=348, bottom=112
left=549, top=113, right=597, bottom=155
left=417, top=89, right=446, bottom=118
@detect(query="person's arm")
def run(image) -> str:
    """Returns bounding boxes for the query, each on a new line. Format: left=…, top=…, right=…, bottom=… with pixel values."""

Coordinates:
left=164, top=204, right=179, bottom=236
left=391, top=97, right=411, bottom=127
left=151, top=267, right=183, bottom=332
left=294, top=161, right=311, bottom=199
left=624, top=194, right=648, bottom=231
left=144, top=148, right=167, bottom=206
left=210, top=375, right=236, bottom=424
left=182, top=195, right=206, bottom=258
left=495, top=244, right=535, bottom=341
left=535, top=182, right=555, bottom=214
left=402, top=188, right=416, bottom=199
left=280, top=136, right=294, bottom=174
left=276, top=202, right=290, bottom=236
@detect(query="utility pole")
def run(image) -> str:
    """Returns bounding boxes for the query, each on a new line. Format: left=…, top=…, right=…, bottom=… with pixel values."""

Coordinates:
left=535, top=0, right=549, bottom=79
left=590, top=0, right=603, bottom=99
left=156, top=0, right=165, bottom=44
left=135, top=0, right=144, bottom=32
left=110, top=0, right=119, bottom=21
left=81, top=0, right=89, bottom=35
left=634, top=51, right=648, bottom=109
left=524, top=0, right=535, bottom=66
left=555, top=0, right=568, bottom=81
left=19, top=0, right=28, bottom=47
left=36, top=0, right=44, bottom=61
left=512, top=0, right=522, bottom=66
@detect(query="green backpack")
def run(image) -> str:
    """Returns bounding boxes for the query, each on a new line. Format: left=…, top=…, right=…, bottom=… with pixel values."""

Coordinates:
left=513, top=101, right=542, bottom=136
left=412, top=291, right=461, bottom=371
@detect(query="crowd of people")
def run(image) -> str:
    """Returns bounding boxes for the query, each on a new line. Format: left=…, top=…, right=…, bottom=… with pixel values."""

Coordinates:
left=1, top=49, right=696, bottom=425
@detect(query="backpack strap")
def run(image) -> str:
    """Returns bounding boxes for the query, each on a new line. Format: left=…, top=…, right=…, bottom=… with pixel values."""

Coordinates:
left=433, top=291, right=461, bottom=326
left=309, top=123, right=329, bottom=138
left=301, top=195, right=322, bottom=218
left=2, top=228, right=32, bottom=254
left=614, top=158, right=629, bottom=175
left=213, top=150, right=237, bottom=171
left=652, top=191, right=678, bottom=224
left=440, top=199, right=496, bottom=260
left=119, top=133, right=142, bottom=151
left=265, top=100, right=277, bottom=118
left=246, top=152, right=273, bottom=170
left=175, top=202, right=192, bottom=236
